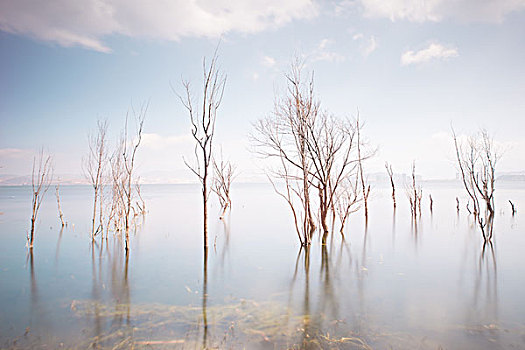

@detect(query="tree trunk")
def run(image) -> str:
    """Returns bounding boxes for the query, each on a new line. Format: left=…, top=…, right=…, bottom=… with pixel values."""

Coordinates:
left=203, top=178, right=208, bottom=247
left=91, top=190, right=98, bottom=241
left=30, top=217, right=35, bottom=248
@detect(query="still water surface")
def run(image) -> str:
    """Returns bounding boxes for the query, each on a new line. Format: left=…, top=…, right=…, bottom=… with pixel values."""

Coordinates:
left=0, top=182, right=524, bottom=349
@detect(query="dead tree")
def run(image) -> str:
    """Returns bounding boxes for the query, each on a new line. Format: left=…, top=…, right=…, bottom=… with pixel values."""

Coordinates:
left=55, top=183, right=65, bottom=227
left=252, top=61, right=318, bottom=245
left=429, top=194, right=433, bottom=213
left=179, top=52, right=226, bottom=248
left=29, top=149, right=53, bottom=249
left=83, top=120, right=108, bottom=241
left=107, top=142, right=126, bottom=236
left=212, top=155, right=236, bottom=219
left=509, top=200, right=516, bottom=215
left=406, top=161, right=422, bottom=219
left=456, top=197, right=460, bottom=212
left=385, top=162, right=396, bottom=209
left=268, top=156, right=306, bottom=245
left=334, top=176, right=361, bottom=237
left=452, top=128, right=499, bottom=241
left=135, top=180, right=146, bottom=215
left=356, top=116, right=371, bottom=223
left=120, top=106, right=147, bottom=251
left=305, top=114, right=363, bottom=244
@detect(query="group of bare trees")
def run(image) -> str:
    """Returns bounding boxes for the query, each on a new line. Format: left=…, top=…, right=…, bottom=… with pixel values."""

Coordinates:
left=82, top=106, right=147, bottom=251
left=252, top=62, right=373, bottom=246
left=25, top=51, right=507, bottom=252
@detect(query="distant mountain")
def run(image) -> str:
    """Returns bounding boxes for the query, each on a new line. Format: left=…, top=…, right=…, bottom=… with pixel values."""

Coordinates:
left=0, top=174, right=88, bottom=186
left=497, top=171, right=525, bottom=182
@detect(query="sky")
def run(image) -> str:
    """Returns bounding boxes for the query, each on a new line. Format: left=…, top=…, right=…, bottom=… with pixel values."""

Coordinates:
left=1, top=0, right=524, bottom=183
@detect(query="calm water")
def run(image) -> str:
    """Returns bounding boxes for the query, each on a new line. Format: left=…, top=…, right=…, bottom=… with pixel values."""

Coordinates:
left=1, top=182, right=524, bottom=349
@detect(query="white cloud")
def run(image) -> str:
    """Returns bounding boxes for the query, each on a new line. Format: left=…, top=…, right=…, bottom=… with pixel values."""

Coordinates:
left=309, top=38, right=345, bottom=63
left=261, top=56, right=277, bottom=67
left=359, top=0, right=525, bottom=23
left=352, top=33, right=364, bottom=41
left=0, top=0, right=318, bottom=52
left=352, top=33, right=377, bottom=57
left=361, top=35, right=377, bottom=57
left=401, top=42, right=458, bottom=66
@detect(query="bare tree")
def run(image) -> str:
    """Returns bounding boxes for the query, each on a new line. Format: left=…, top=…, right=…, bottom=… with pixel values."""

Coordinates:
left=406, top=161, right=422, bottom=220
left=28, top=149, right=53, bottom=249
left=305, top=114, right=361, bottom=244
left=253, top=62, right=374, bottom=245
left=334, top=176, right=361, bottom=237
left=509, top=200, right=516, bottom=216
left=212, top=154, right=236, bottom=219
left=452, top=128, right=499, bottom=241
left=356, top=116, right=372, bottom=223
left=107, top=142, right=126, bottom=236
left=252, top=61, right=319, bottom=245
left=179, top=51, right=226, bottom=248
left=429, top=194, right=433, bottom=213
left=135, top=180, right=146, bottom=216
left=385, top=162, right=396, bottom=209
left=120, top=106, right=147, bottom=251
left=55, top=183, right=65, bottom=227
left=267, top=156, right=306, bottom=245
left=83, top=120, right=108, bottom=241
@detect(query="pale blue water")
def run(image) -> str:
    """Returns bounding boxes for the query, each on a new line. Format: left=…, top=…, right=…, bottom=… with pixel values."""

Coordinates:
left=0, top=182, right=524, bottom=349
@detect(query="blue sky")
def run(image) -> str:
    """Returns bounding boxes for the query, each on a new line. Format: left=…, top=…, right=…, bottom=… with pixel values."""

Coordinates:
left=1, top=0, right=524, bottom=182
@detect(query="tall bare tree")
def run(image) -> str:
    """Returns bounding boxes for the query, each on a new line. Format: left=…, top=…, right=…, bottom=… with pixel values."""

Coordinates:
left=121, top=106, right=147, bottom=251
left=84, top=120, right=108, bottom=241
left=305, top=114, right=361, bottom=244
left=179, top=52, right=226, bottom=248
left=252, top=61, right=318, bottom=245
left=29, top=149, right=53, bottom=249
left=385, top=162, right=396, bottom=209
left=253, top=62, right=375, bottom=245
left=452, top=128, right=499, bottom=241
left=356, top=116, right=371, bottom=223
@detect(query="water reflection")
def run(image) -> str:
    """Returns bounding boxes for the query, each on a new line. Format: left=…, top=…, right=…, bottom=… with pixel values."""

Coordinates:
left=202, top=246, right=208, bottom=349
left=54, top=227, right=64, bottom=266
left=4, top=184, right=523, bottom=349
left=28, top=250, right=37, bottom=331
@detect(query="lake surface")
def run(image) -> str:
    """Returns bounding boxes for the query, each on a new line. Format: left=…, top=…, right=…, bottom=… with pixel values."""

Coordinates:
left=1, top=182, right=524, bottom=349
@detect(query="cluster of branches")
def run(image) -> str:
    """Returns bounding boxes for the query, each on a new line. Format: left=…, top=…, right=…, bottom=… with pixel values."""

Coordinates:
left=28, top=149, right=53, bottom=249
left=212, top=153, right=236, bottom=220
left=453, top=128, right=499, bottom=241
left=83, top=105, right=147, bottom=251
left=405, top=161, right=423, bottom=220
left=252, top=62, right=373, bottom=246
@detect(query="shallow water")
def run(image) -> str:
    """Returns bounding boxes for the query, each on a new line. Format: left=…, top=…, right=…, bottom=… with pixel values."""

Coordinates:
left=1, top=182, right=524, bottom=349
